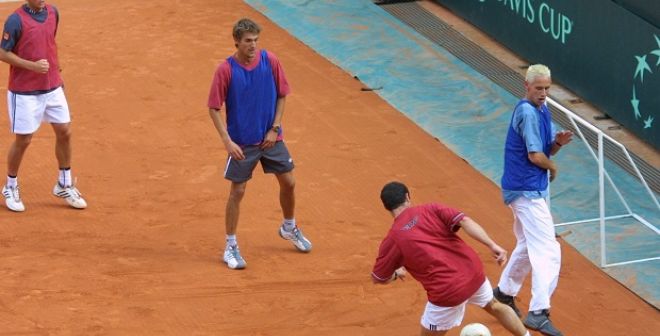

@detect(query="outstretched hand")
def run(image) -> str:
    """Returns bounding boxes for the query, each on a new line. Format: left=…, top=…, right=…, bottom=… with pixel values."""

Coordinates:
left=393, top=267, right=407, bottom=282
left=555, top=130, right=573, bottom=146
left=491, top=244, right=508, bottom=266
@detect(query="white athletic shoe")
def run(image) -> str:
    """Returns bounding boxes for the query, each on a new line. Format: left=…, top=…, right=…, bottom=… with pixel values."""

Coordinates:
left=53, top=183, right=87, bottom=209
left=2, top=185, right=25, bottom=212
left=279, top=225, right=312, bottom=252
left=223, top=245, right=246, bottom=269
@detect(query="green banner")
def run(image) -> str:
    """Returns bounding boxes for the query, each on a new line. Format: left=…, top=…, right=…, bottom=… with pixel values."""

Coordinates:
left=613, top=0, right=660, bottom=28
left=434, top=0, right=660, bottom=149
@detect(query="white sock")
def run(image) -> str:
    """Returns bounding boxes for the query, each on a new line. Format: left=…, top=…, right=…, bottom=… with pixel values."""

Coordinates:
left=6, top=176, right=17, bottom=188
left=524, top=332, right=531, bottom=336
left=58, top=168, right=72, bottom=187
left=283, top=218, right=296, bottom=231
left=226, top=234, right=237, bottom=247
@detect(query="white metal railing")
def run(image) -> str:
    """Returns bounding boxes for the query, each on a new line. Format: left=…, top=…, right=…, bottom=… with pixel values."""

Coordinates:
left=547, top=97, right=659, bottom=268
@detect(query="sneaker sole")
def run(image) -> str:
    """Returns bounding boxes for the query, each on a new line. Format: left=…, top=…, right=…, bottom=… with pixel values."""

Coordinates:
left=6, top=205, right=25, bottom=212
left=226, top=263, right=246, bottom=270
left=66, top=202, right=87, bottom=209
left=523, top=322, right=562, bottom=336
left=223, top=258, right=246, bottom=270
left=52, top=193, right=87, bottom=209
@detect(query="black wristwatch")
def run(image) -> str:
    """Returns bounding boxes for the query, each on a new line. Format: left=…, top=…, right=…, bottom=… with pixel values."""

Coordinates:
left=271, top=125, right=281, bottom=133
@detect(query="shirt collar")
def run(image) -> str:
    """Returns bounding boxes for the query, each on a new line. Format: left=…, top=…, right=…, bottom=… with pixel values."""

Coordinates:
left=24, top=4, right=45, bottom=15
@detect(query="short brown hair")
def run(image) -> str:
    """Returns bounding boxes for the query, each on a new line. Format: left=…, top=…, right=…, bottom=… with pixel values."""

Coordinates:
left=233, top=18, right=261, bottom=41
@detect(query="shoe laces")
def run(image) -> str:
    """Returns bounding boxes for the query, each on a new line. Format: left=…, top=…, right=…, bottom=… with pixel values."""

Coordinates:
left=288, top=227, right=307, bottom=242
left=4, top=185, right=20, bottom=201
left=60, top=183, right=82, bottom=199
left=67, top=186, right=82, bottom=199
left=13, top=187, right=20, bottom=201
left=291, top=227, right=301, bottom=237
left=226, top=245, right=242, bottom=260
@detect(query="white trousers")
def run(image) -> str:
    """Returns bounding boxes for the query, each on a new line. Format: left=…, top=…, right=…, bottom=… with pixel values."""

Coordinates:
left=497, top=196, right=561, bottom=311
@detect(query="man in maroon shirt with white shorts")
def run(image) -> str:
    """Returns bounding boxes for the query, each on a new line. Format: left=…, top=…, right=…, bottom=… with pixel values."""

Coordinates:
left=372, top=182, right=529, bottom=336
left=0, top=0, right=86, bottom=212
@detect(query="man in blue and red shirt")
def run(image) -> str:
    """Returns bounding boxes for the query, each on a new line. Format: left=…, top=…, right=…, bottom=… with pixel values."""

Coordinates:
left=207, top=18, right=311, bottom=270
left=372, top=182, right=529, bottom=336
left=0, top=0, right=86, bottom=212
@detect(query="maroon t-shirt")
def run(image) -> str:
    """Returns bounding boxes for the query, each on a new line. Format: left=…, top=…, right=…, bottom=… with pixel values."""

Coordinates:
left=371, top=203, right=486, bottom=307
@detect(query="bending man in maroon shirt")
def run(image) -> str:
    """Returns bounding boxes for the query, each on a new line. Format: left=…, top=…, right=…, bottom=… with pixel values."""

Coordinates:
left=372, top=181, right=529, bottom=336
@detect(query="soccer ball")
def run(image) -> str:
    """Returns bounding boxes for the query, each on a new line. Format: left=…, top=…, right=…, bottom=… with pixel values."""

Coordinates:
left=460, top=323, right=491, bottom=336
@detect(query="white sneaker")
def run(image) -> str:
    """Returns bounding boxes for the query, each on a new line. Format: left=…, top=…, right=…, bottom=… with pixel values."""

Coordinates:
left=53, top=183, right=87, bottom=209
left=279, top=225, right=312, bottom=252
left=2, top=185, right=25, bottom=212
left=223, top=245, right=246, bottom=269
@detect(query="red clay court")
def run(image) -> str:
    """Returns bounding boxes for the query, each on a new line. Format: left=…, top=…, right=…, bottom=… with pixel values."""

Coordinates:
left=0, top=1, right=658, bottom=335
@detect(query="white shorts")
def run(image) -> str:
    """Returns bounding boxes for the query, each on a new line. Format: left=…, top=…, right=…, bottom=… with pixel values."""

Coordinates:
left=420, top=278, right=494, bottom=331
left=7, top=87, right=71, bottom=134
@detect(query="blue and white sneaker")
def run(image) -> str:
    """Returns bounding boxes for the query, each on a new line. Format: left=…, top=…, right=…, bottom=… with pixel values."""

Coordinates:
left=53, top=183, right=87, bottom=209
left=2, top=185, right=25, bottom=212
left=223, top=245, right=246, bottom=269
left=279, top=225, right=312, bottom=252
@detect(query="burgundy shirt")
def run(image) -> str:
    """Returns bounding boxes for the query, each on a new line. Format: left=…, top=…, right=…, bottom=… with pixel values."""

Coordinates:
left=371, top=203, right=486, bottom=307
left=9, top=4, right=62, bottom=92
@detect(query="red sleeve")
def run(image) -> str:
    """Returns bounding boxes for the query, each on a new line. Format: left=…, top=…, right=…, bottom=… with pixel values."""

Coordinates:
left=432, top=203, right=465, bottom=233
left=207, top=61, right=231, bottom=109
left=371, top=233, right=402, bottom=282
left=266, top=51, right=290, bottom=97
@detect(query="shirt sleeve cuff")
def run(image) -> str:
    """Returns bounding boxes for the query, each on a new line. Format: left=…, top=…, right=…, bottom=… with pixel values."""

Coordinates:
left=371, top=272, right=390, bottom=282
left=450, top=213, right=465, bottom=232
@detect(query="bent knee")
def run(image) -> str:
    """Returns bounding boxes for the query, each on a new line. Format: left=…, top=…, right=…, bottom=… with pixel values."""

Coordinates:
left=52, top=123, right=72, bottom=139
left=55, top=129, right=72, bottom=141
left=13, top=134, right=33, bottom=148
left=278, top=173, right=296, bottom=190
left=482, top=298, right=498, bottom=312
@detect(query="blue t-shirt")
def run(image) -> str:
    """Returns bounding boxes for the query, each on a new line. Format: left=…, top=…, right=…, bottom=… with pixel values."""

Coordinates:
left=1, top=4, right=59, bottom=52
left=502, top=101, right=556, bottom=204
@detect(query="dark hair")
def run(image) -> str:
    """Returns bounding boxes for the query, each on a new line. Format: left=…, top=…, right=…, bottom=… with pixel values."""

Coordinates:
left=380, top=181, right=409, bottom=211
left=233, top=18, right=261, bottom=41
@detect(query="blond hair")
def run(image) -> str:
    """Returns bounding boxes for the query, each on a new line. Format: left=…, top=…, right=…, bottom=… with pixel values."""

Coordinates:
left=526, top=64, right=551, bottom=82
